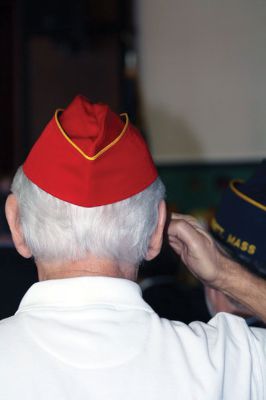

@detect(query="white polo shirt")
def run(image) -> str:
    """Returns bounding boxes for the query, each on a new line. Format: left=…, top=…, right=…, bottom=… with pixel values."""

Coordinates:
left=0, top=276, right=265, bottom=399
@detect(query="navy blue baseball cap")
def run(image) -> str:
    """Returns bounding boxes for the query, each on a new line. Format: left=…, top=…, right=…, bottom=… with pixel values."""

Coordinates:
left=210, top=160, right=266, bottom=278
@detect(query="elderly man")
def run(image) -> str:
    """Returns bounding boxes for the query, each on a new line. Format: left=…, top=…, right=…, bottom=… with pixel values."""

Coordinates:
left=1, top=95, right=265, bottom=399
left=206, top=161, right=266, bottom=326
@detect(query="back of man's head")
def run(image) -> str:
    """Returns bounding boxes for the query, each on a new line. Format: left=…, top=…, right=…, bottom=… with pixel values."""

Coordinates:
left=8, top=95, right=165, bottom=267
left=11, top=168, right=164, bottom=265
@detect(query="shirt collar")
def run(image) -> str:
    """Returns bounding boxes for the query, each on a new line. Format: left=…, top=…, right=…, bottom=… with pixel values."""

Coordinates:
left=17, top=276, right=152, bottom=312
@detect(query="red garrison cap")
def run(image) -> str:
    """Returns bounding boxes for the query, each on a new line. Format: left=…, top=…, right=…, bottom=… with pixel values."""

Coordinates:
left=23, top=95, right=158, bottom=207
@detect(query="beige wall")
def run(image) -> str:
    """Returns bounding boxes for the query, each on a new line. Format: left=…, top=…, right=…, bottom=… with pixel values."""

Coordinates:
left=136, top=0, right=266, bottom=162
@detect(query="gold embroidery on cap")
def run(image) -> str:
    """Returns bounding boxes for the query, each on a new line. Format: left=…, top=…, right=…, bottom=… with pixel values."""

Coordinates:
left=226, top=234, right=256, bottom=254
left=55, top=109, right=129, bottom=161
left=230, top=179, right=266, bottom=212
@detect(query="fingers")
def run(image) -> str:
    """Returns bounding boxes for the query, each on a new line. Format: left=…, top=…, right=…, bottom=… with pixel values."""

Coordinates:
left=168, top=213, right=213, bottom=246
left=168, top=220, right=200, bottom=262
left=167, top=213, right=224, bottom=286
left=168, top=239, right=184, bottom=255
left=170, top=213, right=199, bottom=225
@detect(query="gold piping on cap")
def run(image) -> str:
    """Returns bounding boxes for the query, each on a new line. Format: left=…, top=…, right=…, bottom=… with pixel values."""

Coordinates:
left=230, top=179, right=266, bottom=212
left=54, top=109, right=129, bottom=161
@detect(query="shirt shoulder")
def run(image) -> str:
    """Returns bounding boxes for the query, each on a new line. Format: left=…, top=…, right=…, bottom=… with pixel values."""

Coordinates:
left=156, top=312, right=266, bottom=399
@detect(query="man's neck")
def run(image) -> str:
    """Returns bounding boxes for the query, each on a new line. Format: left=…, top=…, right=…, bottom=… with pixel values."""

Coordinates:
left=36, top=255, right=138, bottom=282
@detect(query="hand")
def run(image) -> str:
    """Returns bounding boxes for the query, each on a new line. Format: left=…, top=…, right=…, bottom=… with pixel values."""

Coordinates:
left=168, top=213, right=266, bottom=322
left=167, top=213, right=226, bottom=287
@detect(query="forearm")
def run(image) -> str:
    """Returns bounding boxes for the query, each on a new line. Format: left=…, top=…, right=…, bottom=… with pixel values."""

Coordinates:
left=217, top=257, right=266, bottom=323
left=168, top=214, right=266, bottom=323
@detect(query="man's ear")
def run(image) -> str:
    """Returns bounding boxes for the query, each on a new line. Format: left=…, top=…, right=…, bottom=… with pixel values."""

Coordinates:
left=5, top=194, right=32, bottom=258
left=145, top=200, right=167, bottom=261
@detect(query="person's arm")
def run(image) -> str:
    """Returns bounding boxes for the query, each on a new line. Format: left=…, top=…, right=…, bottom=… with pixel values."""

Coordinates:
left=167, top=213, right=266, bottom=323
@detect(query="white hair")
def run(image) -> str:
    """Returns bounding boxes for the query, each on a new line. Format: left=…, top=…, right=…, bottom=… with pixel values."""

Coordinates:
left=11, top=167, right=165, bottom=265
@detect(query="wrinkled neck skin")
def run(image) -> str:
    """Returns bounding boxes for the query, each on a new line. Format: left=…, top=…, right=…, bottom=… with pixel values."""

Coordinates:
left=36, top=254, right=139, bottom=282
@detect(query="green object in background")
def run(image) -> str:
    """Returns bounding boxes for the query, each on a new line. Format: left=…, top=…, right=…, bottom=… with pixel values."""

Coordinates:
left=157, top=162, right=259, bottom=217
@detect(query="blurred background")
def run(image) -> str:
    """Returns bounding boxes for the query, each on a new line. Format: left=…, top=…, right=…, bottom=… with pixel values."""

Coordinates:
left=0, top=0, right=266, bottom=321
